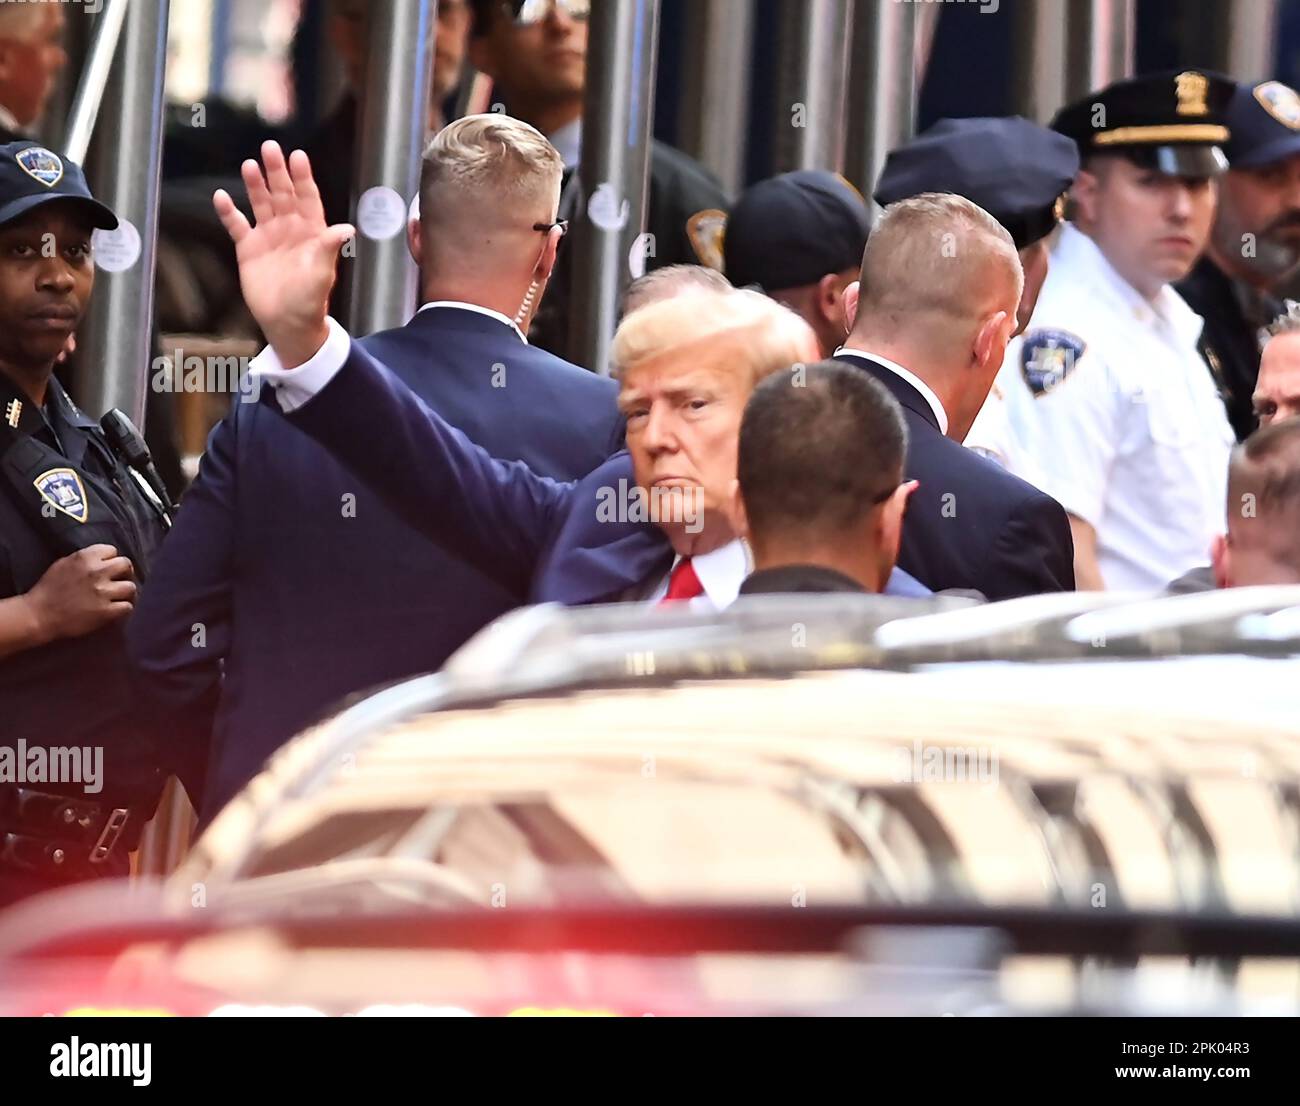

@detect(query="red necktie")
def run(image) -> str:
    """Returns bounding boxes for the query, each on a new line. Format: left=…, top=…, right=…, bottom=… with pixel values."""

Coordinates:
left=659, top=557, right=704, bottom=604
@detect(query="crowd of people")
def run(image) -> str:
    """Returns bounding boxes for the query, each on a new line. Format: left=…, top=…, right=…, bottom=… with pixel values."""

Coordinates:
left=4, top=0, right=1300, bottom=909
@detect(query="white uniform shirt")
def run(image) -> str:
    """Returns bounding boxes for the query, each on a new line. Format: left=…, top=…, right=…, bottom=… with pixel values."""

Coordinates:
left=991, top=223, right=1233, bottom=592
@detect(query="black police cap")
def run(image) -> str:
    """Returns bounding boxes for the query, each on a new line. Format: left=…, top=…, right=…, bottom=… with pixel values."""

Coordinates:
left=1223, top=79, right=1300, bottom=169
left=873, top=116, right=1079, bottom=250
left=1051, top=70, right=1234, bottom=178
left=0, top=142, right=117, bottom=231
left=723, top=170, right=871, bottom=292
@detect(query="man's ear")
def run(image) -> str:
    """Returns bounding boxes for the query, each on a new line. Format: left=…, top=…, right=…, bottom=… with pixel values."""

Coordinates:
left=407, top=218, right=422, bottom=265
left=727, top=477, right=749, bottom=541
left=536, top=224, right=563, bottom=283
left=879, top=480, right=918, bottom=566
left=815, top=272, right=843, bottom=327
left=1070, top=167, right=1101, bottom=226
left=974, top=310, right=1012, bottom=368
left=842, top=280, right=860, bottom=334
left=1211, top=532, right=1231, bottom=589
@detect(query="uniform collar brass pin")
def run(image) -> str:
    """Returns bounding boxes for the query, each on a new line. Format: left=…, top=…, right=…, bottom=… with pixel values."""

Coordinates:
left=4, top=398, right=20, bottom=428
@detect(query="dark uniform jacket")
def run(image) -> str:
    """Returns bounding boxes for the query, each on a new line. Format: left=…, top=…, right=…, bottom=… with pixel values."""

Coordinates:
left=128, top=306, right=623, bottom=817
left=834, top=352, right=1076, bottom=600
left=1176, top=256, right=1278, bottom=442
left=0, top=373, right=186, bottom=898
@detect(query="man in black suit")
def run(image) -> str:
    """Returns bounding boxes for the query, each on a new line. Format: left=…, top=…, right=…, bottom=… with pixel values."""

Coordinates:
left=735, top=362, right=916, bottom=596
left=834, top=193, right=1075, bottom=599
left=129, top=116, right=622, bottom=817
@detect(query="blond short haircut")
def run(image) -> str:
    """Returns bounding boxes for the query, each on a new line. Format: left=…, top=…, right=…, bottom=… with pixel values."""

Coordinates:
left=857, top=192, right=1022, bottom=330
left=420, top=114, right=562, bottom=215
left=621, top=263, right=731, bottom=318
left=610, top=287, right=816, bottom=386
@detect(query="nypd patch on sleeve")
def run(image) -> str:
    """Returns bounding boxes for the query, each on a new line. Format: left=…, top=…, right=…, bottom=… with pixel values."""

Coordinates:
left=1021, top=329, right=1086, bottom=397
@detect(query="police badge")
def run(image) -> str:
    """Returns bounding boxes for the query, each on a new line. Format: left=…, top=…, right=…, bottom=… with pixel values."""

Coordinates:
left=15, top=146, right=64, bottom=188
left=34, top=467, right=88, bottom=523
left=1021, top=329, right=1086, bottom=397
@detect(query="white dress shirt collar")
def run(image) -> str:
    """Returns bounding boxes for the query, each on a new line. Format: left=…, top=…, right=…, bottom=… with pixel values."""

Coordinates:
left=548, top=118, right=583, bottom=169
left=1055, top=222, right=1204, bottom=351
left=648, top=538, right=751, bottom=610
left=417, top=300, right=528, bottom=345
left=835, top=346, right=949, bottom=436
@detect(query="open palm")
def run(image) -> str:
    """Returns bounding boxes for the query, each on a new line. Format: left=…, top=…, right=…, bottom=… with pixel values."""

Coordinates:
left=213, top=141, right=355, bottom=366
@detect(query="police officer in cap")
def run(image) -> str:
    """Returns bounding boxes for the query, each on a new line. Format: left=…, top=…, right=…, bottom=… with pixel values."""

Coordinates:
left=1002, top=71, right=1237, bottom=592
left=1178, top=79, right=1300, bottom=440
left=0, top=142, right=193, bottom=907
left=873, top=116, right=1079, bottom=473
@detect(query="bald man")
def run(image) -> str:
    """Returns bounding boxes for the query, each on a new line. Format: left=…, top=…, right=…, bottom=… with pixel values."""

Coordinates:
left=834, top=192, right=1075, bottom=599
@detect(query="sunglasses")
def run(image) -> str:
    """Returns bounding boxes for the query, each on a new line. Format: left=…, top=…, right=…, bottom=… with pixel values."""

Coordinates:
left=532, top=219, right=569, bottom=238
left=512, top=0, right=590, bottom=26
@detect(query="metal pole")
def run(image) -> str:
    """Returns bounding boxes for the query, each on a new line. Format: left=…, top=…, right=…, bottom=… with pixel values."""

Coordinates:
left=568, top=0, right=661, bottom=375
left=1013, top=0, right=1067, bottom=123
left=345, top=0, right=436, bottom=337
left=1210, top=0, right=1280, bottom=79
left=677, top=0, right=752, bottom=196
left=844, top=0, right=917, bottom=199
left=1065, top=0, right=1135, bottom=103
left=78, top=0, right=168, bottom=426
left=64, top=0, right=131, bottom=165
left=772, top=0, right=853, bottom=174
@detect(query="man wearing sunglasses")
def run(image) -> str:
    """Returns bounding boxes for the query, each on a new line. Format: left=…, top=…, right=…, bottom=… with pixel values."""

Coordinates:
left=468, top=0, right=730, bottom=360
left=129, top=117, right=624, bottom=819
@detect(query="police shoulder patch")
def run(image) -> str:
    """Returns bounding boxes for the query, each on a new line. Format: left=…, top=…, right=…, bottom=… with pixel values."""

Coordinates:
left=686, top=208, right=726, bottom=270
left=34, top=467, right=88, bottom=523
left=1254, top=81, right=1300, bottom=130
left=15, top=146, right=63, bottom=188
left=1021, top=328, right=1087, bottom=397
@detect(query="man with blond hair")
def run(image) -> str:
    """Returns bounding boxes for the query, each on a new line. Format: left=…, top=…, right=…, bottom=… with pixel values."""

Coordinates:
left=201, top=142, right=931, bottom=610
left=129, top=122, right=621, bottom=818
left=835, top=192, right=1074, bottom=599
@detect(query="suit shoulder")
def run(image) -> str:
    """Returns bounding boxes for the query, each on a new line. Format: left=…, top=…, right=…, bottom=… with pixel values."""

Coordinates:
left=526, top=348, right=619, bottom=400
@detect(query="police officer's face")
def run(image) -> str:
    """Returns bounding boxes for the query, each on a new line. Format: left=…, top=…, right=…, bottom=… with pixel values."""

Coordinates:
left=1255, top=332, right=1300, bottom=426
left=1015, top=240, right=1050, bottom=335
left=1074, top=156, right=1217, bottom=296
left=1212, top=155, right=1300, bottom=283
left=471, top=2, right=587, bottom=104
left=0, top=5, right=67, bottom=127
left=0, top=204, right=95, bottom=368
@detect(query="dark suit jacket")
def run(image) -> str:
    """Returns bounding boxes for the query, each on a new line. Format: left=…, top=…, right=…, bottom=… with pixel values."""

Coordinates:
left=269, top=338, right=933, bottom=614
left=834, top=352, right=1075, bottom=600
left=1176, top=256, right=1273, bottom=442
left=128, top=306, right=623, bottom=814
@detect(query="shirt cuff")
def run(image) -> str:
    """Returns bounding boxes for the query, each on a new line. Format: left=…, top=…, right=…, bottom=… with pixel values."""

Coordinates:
left=249, top=316, right=351, bottom=413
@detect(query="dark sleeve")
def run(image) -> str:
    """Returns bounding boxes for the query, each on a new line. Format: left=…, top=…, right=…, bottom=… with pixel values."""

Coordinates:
left=286, top=341, right=571, bottom=597
left=127, top=413, right=236, bottom=712
left=987, top=492, right=1077, bottom=599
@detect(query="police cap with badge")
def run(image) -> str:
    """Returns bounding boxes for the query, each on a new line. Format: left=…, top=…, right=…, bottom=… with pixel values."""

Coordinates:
left=874, top=116, right=1080, bottom=250
left=0, top=142, right=166, bottom=569
left=1222, top=78, right=1300, bottom=168
left=724, top=170, right=871, bottom=292
left=1050, top=69, right=1235, bottom=178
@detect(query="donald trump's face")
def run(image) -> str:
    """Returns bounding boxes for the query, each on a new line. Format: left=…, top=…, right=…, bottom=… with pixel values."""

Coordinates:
left=617, top=325, right=821, bottom=556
